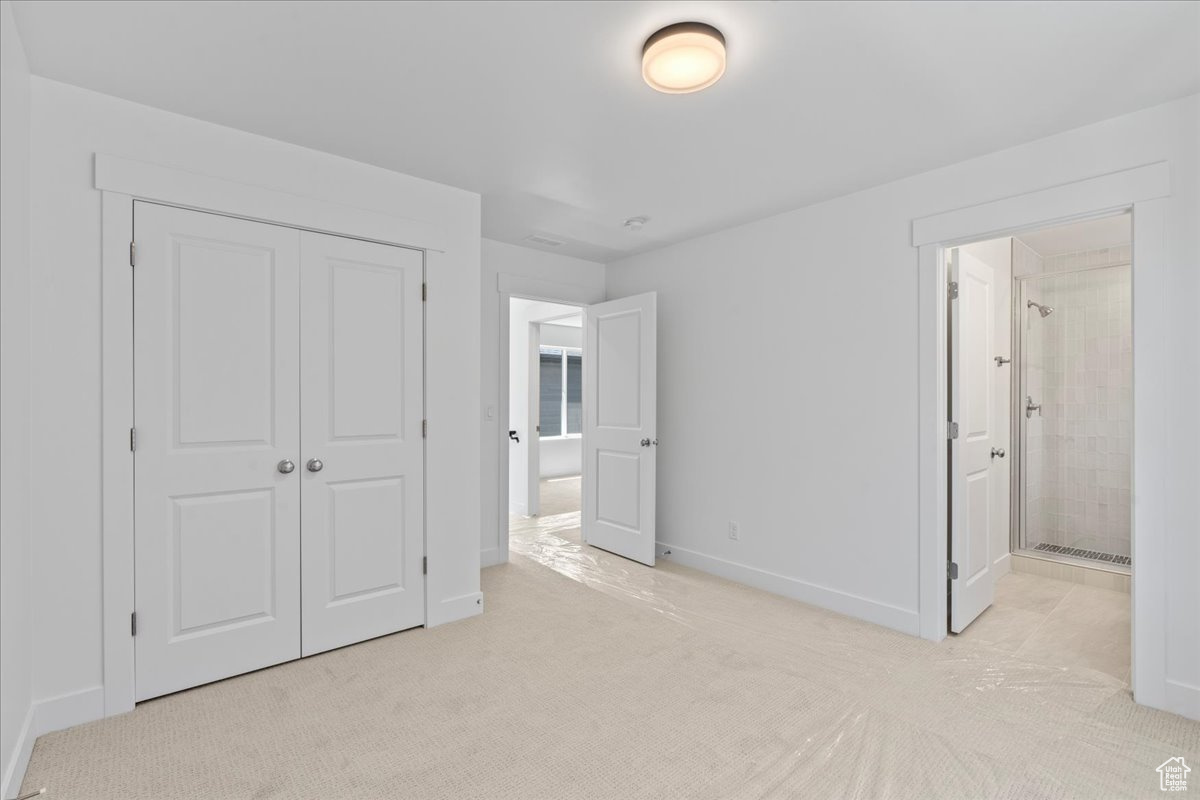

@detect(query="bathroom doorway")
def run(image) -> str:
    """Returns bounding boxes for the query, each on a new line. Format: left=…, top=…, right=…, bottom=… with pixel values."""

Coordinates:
left=947, top=213, right=1132, bottom=682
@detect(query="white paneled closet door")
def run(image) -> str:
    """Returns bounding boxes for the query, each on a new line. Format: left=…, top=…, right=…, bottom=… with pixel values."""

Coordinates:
left=133, top=202, right=302, bottom=701
left=298, top=232, right=425, bottom=657
left=133, top=203, right=425, bottom=700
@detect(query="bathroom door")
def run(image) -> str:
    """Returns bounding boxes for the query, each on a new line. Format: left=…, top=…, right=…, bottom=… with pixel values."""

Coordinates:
left=582, top=292, right=657, bottom=566
left=949, top=249, right=998, bottom=633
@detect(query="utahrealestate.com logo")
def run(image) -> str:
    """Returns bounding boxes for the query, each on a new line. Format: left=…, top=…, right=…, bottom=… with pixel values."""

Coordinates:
left=1158, top=757, right=1190, bottom=792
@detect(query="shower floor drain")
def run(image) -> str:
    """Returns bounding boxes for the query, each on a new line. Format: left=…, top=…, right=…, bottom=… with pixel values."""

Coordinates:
left=1032, top=542, right=1131, bottom=566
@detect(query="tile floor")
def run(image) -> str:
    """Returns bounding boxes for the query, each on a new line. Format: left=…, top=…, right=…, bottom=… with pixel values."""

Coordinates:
left=956, top=571, right=1131, bottom=682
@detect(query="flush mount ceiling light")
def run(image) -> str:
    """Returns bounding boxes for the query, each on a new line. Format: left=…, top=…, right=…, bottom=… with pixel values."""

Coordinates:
left=624, top=216, right=649, bottom=231
left=642, top=22, right=726, bottom=94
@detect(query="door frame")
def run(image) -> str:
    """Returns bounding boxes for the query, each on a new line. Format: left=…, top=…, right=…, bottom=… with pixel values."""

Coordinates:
left=98, top=154, right=441, bottom=718
left=526, top=313, right=585, bottom=516
left=911, top=161, right=1171, bottom=710
left=495, top=275, right=603, bottom=564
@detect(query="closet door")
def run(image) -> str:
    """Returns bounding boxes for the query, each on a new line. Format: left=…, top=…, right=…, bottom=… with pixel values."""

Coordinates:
left=299, top=232, right=425, bottom=656
left=133, top=202, right=301, bottom=701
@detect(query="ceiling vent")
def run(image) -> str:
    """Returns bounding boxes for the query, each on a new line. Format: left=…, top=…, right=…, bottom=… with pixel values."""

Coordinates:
left=523, top=234, right=564, bottom=247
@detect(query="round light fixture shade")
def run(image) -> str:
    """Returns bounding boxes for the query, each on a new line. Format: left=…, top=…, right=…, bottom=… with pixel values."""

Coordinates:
left=642, top=22, right=726, bottom=94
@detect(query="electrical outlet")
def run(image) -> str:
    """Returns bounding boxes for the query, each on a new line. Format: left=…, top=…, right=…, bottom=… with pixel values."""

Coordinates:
left=728, top=521, right=739, bottom=540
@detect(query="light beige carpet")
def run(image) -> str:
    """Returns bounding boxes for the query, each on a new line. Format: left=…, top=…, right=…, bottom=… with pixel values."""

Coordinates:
left=21, top=521, right=1198, bottom=799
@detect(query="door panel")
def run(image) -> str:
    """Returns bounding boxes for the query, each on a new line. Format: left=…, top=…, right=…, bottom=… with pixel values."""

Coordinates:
left=950, top=249, right=997, bottom=633
left=134, top=202, right=301, bottom=701
left=300, top=232, right=424, bottom=656
left=583, top=293, right=657, bottom=566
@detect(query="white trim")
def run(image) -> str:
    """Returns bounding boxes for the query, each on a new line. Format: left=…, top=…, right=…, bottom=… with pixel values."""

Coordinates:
left=1, top=706, right=35, bottom=800
left=480, top=547, right=504, bottom=569
left=916, top=243, right=950, bottom=641
left=912, top=162, right=1170, bottom=246
left=101, top=191, right=136, bottom=715
left=526, top=322, right=541, bottom=516
left=912, top=162, right=1175, bottom=714
left=32, top=687, right=107, bottom=738
left=1130, top=198, right=1168, bottom=710
left=426, top=591, right=483, bottom=627
left=100, top=157, right=442, bottom=720
left=656, top=542, right=921, bottom=636
left=95, top=154, right=446, bottom=252
left=1165, top=680, right=1200, bottom=720
left=496, top=275, right=604, bottom=563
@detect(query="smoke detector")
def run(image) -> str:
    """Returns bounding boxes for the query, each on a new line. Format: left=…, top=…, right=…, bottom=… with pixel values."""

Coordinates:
left=623, top=216, right=649, bottom=231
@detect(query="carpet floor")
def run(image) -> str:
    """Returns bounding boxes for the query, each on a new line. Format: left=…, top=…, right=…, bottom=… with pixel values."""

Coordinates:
left=20, top=514, right=1198, bottom=799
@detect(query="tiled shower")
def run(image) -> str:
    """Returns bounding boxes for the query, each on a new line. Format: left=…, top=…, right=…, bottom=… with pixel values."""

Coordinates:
left=1015, top=242, right=1132, bottom=568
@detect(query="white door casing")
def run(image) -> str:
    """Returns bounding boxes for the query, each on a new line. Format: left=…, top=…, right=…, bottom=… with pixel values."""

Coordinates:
left=133, top=202, right=302, bottom=700
left=582, top=292, right=657, bottom=566
left=299, top=232, right=425, bottom=656
left=950, top=249, right=997, bottom=633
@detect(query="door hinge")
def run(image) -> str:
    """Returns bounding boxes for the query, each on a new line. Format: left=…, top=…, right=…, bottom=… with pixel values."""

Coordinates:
left=422, top=282, right=427, bottom=302
left=131, top=611, right=137, bottom=636
left=948, top=562, right=959, bottom=580
left=948, top=280, right=959, bottom=300
left=130, top=241, right=137, bottom=267
left=422, top=556, right=427, bottom=575
left=130, top=427, right=137, bottom=451
left=422, top=419, right=427, bottom=438
left=947, top=421, right=959, bottom=440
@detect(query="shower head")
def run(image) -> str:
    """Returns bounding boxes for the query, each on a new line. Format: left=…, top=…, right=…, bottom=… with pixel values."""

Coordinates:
left=1027, top=300, right=1054, bottom=318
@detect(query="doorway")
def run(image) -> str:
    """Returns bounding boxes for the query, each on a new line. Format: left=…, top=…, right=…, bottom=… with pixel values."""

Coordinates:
left=498, top=290, right=659, bottom=568
left=946, top=213, right=1132, bottom=682
left=507, top=299, right=585, bottom=551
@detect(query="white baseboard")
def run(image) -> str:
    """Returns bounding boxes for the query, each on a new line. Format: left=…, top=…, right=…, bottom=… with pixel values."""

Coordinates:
left=480, top=547, right=505, bottom=568
left=1, top=705, right=35, bottom=800
left=34, top=686, right=105, bottom=737
left=2, top=685, right=106, bottom=798
left=427, top=591, right=484, bottom=627
left=1165, top=679, right=1200, bottom=721
left=508, top=500, right=526, bottom=515
left=655, top=542, right=921, bottom=636
left=993, top=552, right=1012, bottom=576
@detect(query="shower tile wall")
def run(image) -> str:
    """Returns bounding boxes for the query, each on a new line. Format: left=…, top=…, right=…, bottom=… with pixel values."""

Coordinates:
left=1024, top=245, right=1132, bottom=560
left=1015, top=240, right=1046, bottom=547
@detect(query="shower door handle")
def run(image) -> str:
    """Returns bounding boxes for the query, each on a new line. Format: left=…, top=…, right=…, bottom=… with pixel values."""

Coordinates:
left=1025, top=396, right=1041, bottom=419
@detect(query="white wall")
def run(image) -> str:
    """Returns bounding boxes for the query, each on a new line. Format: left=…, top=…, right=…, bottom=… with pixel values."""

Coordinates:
left=958, top=237, right=1012, bottom=574
left=606, top=95, right=1199, bottom=718
left=538, top=322, right=582, bottom=479
left=507, top=299, right=581, bottom=514
left=479, top=238, right=603, bottom=565
left=25, top=78, right=481, bottom=734
left=0, top=2, right=34, bottom=794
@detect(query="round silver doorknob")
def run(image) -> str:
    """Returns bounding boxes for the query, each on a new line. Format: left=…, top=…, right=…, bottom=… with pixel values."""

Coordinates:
left=306, top=458, right=324, bottom=473
left=991, top=448, right=1006, bottom=459
left=277, top=459, right=295, bottom=474
left=640, top=438, right=651, bottom=447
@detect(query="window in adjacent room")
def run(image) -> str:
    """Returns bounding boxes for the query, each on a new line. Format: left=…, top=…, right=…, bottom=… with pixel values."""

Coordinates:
left=539, top=346, right=582, bottom=438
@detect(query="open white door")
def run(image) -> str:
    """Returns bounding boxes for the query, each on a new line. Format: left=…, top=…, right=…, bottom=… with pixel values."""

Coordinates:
left=949, top=249, right=998, bottom=632
left=582, top=292, right=657, bottom=566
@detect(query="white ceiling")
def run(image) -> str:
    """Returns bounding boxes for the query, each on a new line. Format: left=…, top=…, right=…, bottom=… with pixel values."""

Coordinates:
left=1016, top=214, right=1131, bottom=257
left=12, top=1, right=1199, bottom=261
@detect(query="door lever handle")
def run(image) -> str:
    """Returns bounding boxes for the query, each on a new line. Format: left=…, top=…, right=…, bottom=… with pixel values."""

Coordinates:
left=509, top=430, right=519, bottom=444
left=1025, top=396, right=1042, bottom=419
